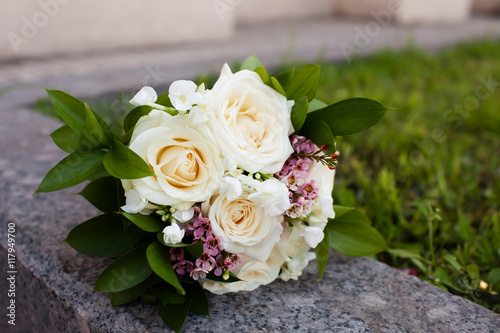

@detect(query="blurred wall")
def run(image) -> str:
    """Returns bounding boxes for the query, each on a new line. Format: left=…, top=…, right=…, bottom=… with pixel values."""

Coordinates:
left=336, top=0, right=473, bottom=24
left=473, top=0, right=500, bottom=12
left=0, top=0, right=234, bottom=61
left=1, top=0, right=496, bottom=62
left=236, top=0, right=335, bottom=24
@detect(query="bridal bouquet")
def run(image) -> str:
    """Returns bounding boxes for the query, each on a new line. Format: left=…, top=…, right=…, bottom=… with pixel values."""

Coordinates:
left=37, top=56, right=389, bottom=332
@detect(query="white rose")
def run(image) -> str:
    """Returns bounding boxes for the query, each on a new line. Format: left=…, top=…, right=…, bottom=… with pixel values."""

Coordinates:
left=205, top=64, right=294, bottom=174
left=207, top=189, right=283, bottom=262
left=122, top=110, right=223, bottom=210
left=130, top=109, right=171, bottom=143
left=162, top=223, right=185, bottom=244
left=202, top=247, right=284, bottom=294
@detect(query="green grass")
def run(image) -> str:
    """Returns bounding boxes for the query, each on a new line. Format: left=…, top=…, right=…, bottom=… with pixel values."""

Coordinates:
left=314, top=39, right=500, bottom=311
left=34, top=39, right=500, bottom=311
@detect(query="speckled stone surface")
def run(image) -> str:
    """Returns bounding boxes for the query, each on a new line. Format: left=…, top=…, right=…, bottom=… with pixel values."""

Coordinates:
left=1, top=90, right=500, bottom=333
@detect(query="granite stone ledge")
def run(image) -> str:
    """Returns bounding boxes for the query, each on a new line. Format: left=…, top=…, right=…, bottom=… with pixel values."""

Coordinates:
left=1, top=97, right=500, bottom=333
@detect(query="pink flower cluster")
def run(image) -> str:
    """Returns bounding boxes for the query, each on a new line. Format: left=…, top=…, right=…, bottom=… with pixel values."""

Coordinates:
left=276, top=136, right=321, bottom=219
left=171, top=208, right=241, bottom=280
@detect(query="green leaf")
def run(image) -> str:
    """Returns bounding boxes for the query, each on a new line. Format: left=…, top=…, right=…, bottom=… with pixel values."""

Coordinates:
left=109, top=274, right=162, bottom=307
left=304, top=98, right=391, bottom=136
left=103, top=139, right=155, bottom=179
left=156, top=93, right=173, bottom=108
left=444, top=254, right=462, bottom=271
left=151, top=283, right=187, bottom=305
left=63, top=214, right=146, bottom=257
left=79, top=176, right=119, bottom=213
left=35, top=150, right=106, bottom=193
left=121, top=128, right=134, bottom=146
left=314, top=231, right=330, bottom=280
left=47, top=90, right=86, bottom=134
left=291, top=96, right=308, bottom=132
left=487, top=268, right=500, bottom=287
left=308, top=99, right=328, bottom=113
left=387, top=248, right=425, bottom=260
left=326, top=209, right=386, bottom=256
left=78, top=103, right=107, bottom=149
left=123, top=105, right=153, bottom=133
left=410, top=258, right=428, bottom=273
left=254, top=66, right=270, bottom=84
left=95, top=243, right=152, bottom=292
left=333, top=208, right=371, bottom=224
left=299, top=119, right=336, bottom=154
left=434, top=267, right=456, bottom=289
left=240, top=55, right=263, bottom=71
left=270, top=77, right=286, bottom=97
left=466, top=264, right=480, bottom=289
left=140, top=290, right=159, bottom=304
left=146, top=241, right=186, bottom=295
left=116, top=176, right=126, bottom=208
left=275, top=67, right=295, bottom=88
left=50, top=125, right=79, bottom=153
left=118, top=212, right=164, bottom=233
left=93, top=110, right=114, bottom=146
left=284, top=64, right=320, bottom=101
left=187, top=282, right=210, bottom=317
left=333, top=206, right=355, bottom=219
left=159, top=294, right=192, bottom=333
left=182, top=242, right=204, bottom=259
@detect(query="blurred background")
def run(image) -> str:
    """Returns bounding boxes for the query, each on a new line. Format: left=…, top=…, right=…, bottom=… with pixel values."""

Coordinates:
left=1, top=0, right=499, bottom=61
left=0, top=0, right=500, bottom=60
left=1, top=0, right=500, bottom=316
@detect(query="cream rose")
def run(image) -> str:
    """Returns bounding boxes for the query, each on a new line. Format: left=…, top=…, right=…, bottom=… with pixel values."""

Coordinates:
left=122, top=110, right=223, bottom=210
left=207, top=189, right=283, bottom=262
left=202, top=247, right=284, bottom=294
left=205, top=64, right=294, bottom=174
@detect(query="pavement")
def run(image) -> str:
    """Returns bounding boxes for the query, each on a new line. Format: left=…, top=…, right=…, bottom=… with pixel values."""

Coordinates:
left=1, top=16, right=500, bottom=102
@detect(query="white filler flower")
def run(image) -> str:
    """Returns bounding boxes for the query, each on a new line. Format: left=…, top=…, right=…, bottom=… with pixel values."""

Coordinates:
left=172, top=208, right=195, bottom=223
left=248, top=178, right=291, bottom=217
left=162, top=223, right=185, bottom=244
left=168, top=80, right=204, bottom=112
left=303, top=226, right=325, bottom=248
left=130, top=86, right=157, bottom=106
left=121, top=188, right=148, bottom=214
